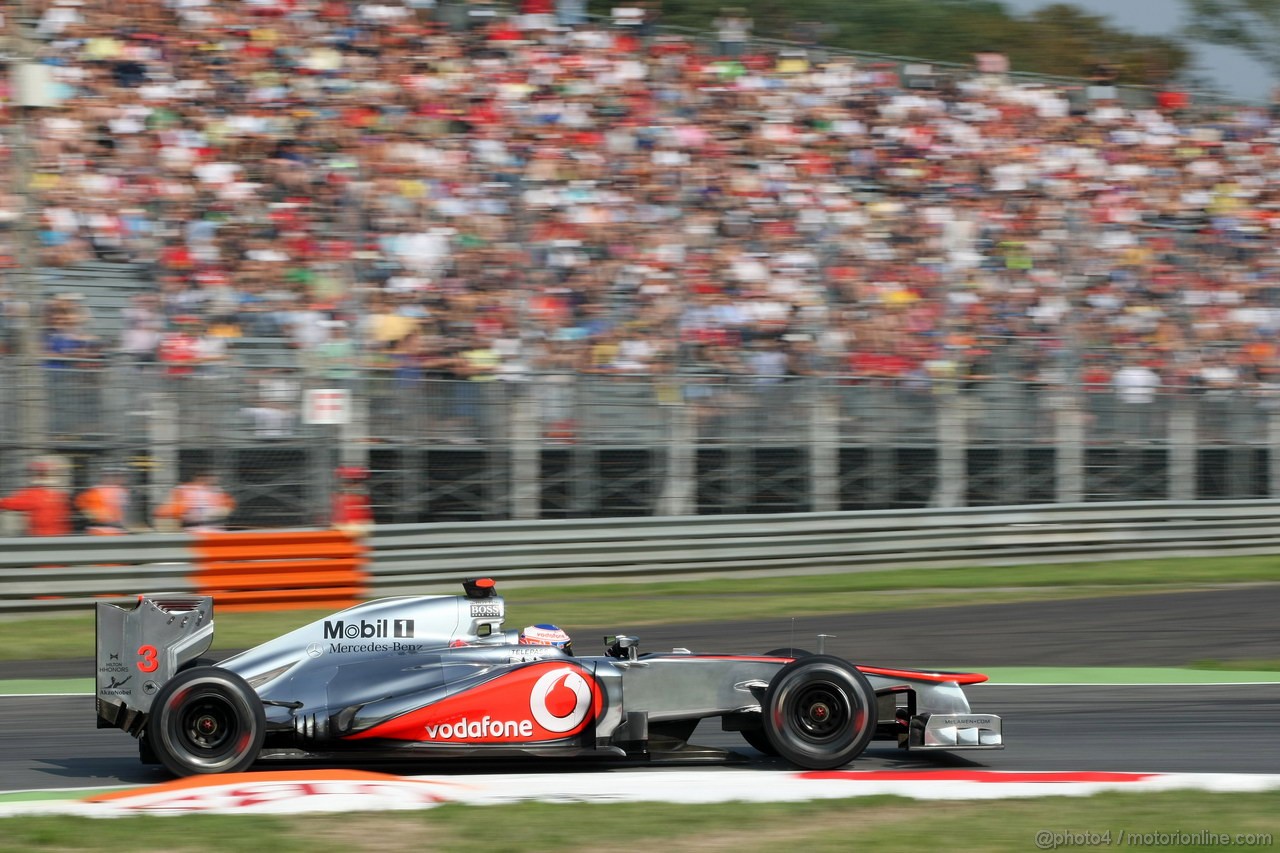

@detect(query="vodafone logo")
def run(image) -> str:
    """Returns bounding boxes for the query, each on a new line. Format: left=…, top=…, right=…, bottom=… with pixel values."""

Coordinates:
left=418, top=668, right=595, bottom=741
left=529, top=667, right=592, bottom=733
left=346, top=661, right=599, bottom=743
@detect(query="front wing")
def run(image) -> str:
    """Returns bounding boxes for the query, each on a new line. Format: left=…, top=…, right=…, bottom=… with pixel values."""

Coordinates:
left=859, top=665, right=1004, bottom=751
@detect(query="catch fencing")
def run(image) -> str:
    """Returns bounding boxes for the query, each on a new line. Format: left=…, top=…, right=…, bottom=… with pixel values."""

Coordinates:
left=2, top=500, right=1278, bottom=616
left=6, top=362, right=1280, bottom=530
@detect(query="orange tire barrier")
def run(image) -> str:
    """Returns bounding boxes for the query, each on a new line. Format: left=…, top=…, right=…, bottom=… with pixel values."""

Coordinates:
left=190, top=530, right=367, bottom=612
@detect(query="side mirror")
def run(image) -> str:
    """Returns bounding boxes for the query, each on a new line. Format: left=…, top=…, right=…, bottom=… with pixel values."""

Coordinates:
left=605, top=635, right=640, bottom=661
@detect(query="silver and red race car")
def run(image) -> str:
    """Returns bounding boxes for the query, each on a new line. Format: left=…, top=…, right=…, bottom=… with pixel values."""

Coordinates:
left=95, top=579, right=1003, bottom=777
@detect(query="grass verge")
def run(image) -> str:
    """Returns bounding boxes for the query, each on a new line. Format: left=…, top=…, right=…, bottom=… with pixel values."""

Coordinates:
left=1, top=554, right=1277, bottom=661
left=1189, top=659, right=1280, bottom=672
left=0, top=791, right=1277, bottom=852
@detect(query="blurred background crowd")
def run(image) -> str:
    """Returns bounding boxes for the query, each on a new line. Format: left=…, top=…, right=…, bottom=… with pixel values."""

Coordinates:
left=2, top=0, right=1279, bottom=398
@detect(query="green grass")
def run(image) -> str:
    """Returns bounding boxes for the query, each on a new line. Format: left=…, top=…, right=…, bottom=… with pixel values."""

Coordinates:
left=981, top=666, right=1280, bottom=683
left=1, top=554, right=1277, bottom=661
left=507, top=555, right=1280, bottom=599
left=1189, top=659, right=1280, bottom=672
left=0, top=791, right=1277, bottom=852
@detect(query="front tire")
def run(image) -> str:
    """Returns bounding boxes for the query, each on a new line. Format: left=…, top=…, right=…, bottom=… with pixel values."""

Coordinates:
left=144, top=666, right=265, bottom=776
left=763, top=655, right=876, bottom=770
left=742, top=648, right=814, bottom=755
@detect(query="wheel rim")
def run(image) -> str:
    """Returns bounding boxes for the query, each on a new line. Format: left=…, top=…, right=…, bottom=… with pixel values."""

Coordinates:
left=173, top=691, right=243, bottom=758
left=789, top=682, right=849, bottom=742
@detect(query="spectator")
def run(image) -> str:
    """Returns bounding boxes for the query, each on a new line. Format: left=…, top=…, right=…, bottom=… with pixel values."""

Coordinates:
left=332, top=465, right=375, bottom=536
left=713, top=7, right=752, bottom=57
left=119, top=294, right=164, bottom=367
left=0, top=459, right=73, bottom=536
left=156, top=317, right=202, bottom=377
left=1114, top=359, right=1162, bottom=406
left=75, top=465, right=134, bottom=535
left=13, top=0, right=1280, bottom=410
left=241, top=398, right=299, bottom=439
left=1113, top=358, right=1163, bottom=438
left=155, top=470, right=235, bottom=532
left=311, top=319, right=361, bottom=386
left=42, top=295, right=101, bottom=436
left=242, top=373, right=301, bottom=438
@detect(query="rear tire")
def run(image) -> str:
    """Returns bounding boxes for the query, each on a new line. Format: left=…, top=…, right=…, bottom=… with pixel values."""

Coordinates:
left=763, top=655, right=876, bottom=770
left=138, top=734, right=158, bottom=765
left=145, top=666, right=265, bottom=777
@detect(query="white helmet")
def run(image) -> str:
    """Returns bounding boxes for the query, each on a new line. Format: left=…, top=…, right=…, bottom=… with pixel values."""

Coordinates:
left=519, top=624, right=573, bottom=656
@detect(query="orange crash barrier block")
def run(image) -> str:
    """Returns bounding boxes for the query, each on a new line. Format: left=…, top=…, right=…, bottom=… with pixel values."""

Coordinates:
left=190, top=530, right=368, bottom=611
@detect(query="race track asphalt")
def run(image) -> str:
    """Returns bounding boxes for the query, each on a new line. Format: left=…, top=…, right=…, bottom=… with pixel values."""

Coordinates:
left=1, top=585, right=1277, bottom=792
left=589, top=584, right=1280, bottom=668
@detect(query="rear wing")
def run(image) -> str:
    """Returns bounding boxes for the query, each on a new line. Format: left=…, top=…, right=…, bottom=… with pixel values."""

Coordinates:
left=95, top=595, right=215, bottom=733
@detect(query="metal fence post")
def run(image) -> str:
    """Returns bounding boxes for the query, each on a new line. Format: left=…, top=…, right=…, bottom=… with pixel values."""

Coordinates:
left=934, top=387, right=966, bottom=507
left=1169, top=393, right=1197, bottom=500
left=510, top=382, right=540, bottom=519
left=341, top=388, right=370, bottom=469
left=149, top=391, right=179, bottom=526
left=658, top=388, right=695, bottom=516
left=809, top=381, right=838, bottom=512
left=1055, top=391, right=1085, bottom=502
left=1270, top=409, right=1280, bottom=499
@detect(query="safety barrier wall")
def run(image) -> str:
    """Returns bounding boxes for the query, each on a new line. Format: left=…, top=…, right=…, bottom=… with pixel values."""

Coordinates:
left=1, top=500, right=1278, bottom=616
left=367, top=500, right=1280, bottom=594
left=0, top=534, right=195, bottom=615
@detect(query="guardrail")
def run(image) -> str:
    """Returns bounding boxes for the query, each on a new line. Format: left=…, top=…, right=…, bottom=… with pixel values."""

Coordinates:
left=0, top=533, right=194, bottom=616
left=3, top=501, right=1278, bottom=616
left=367, top=500, right=1280, bottom=594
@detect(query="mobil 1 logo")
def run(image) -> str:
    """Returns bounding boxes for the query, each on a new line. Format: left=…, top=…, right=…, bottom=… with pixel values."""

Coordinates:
left=322, top=618, right=415, bottom=640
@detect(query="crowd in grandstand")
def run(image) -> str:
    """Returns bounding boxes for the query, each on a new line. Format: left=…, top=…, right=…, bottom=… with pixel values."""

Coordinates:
left=5, top=0, right=1280, bottom=399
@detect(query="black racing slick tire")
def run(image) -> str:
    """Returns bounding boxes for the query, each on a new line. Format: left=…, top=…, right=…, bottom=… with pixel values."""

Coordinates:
left=740, top=727, right=776, bottom=756
left=144, top=666, right=265, bottom=777
left=138, top=733, right=158, bottom=765
left=742, top=648, right=814, bottom=755
left=762, top=655, right=877, bottom=770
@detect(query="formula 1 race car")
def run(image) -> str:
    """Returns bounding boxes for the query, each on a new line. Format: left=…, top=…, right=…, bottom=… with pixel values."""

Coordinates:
left=95, top=579, right=1003, bottom=777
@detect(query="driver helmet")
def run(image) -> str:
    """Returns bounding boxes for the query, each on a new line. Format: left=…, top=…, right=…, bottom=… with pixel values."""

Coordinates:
left=519, top=624, right=573, bottom=656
